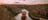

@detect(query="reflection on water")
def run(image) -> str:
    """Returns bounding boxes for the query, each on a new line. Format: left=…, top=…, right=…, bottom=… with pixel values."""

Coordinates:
left=15, top=9, right=32, bottom=20
left=15, top=13, right=32, bottom=20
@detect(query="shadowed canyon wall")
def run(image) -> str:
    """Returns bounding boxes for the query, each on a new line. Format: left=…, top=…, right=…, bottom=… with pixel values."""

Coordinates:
left=0, top=4, right=48, bottom=20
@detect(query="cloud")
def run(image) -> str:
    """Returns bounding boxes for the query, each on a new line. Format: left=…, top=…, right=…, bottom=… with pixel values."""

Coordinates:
left=0, top=0, right=48, bottom=5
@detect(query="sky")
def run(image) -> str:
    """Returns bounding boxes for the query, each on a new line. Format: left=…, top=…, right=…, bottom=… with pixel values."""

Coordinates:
left=0, top=0, right=48, bottom=5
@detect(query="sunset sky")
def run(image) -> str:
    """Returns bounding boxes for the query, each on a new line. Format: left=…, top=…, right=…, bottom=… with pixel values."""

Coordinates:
left=0, top=0, right=48, bottom=5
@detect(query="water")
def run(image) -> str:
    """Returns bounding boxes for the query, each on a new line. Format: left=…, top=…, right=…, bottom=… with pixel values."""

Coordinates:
left=15, top=13, right=32, bottom=20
